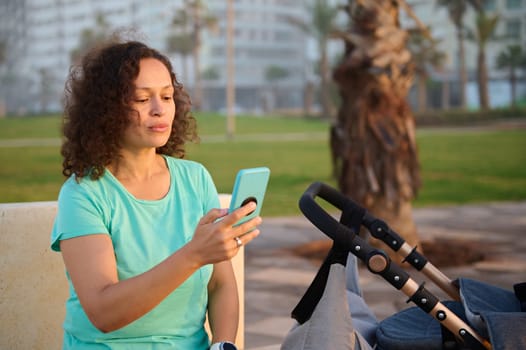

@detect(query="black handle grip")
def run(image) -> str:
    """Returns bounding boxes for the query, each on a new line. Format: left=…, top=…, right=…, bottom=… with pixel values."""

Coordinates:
left=299, top=182, right=365, bottom=249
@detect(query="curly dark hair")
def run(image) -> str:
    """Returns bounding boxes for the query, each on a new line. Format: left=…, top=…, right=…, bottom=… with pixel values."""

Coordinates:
left=61, top=39, right=197, bottom=180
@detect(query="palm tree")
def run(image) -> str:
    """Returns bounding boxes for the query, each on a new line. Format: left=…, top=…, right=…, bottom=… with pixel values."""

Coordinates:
left=407, top=30, right=446, bottom=112
left=70, top=13, right=110, bottom=64
left=331, top=0, right=424, bottom=257
left=0, top=39, right=5, bottom=65
left=38, top=67, right=55, bottom=113
left=201, top=66, right=220, bottom=81
left=264, top=65, right=289, bottom=112
left=496, top=45, right=525, bottom=108
left=171, top=1, right=217, bottom=111
left=0, top=39, right=6, bottom=117
left=435, top=0, right=469, bottom=109
left=166, top=32, right=194, bottom=84
left=285, top=0, right=340, bottom=120
left=466, top=12, right=499, bottom=110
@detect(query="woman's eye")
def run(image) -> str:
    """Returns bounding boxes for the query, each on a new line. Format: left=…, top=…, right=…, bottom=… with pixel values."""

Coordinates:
left=135, top=98, right=148, bottom=103
left=163, top=95, right=173, bottom=101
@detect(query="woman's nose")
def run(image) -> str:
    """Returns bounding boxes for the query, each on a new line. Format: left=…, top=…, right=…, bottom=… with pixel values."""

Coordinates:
left=151, top=97, right=164, bottom=116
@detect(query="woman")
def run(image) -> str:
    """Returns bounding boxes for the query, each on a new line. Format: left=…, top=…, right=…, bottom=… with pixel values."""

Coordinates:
left=50, top=39, right=260, bottom=349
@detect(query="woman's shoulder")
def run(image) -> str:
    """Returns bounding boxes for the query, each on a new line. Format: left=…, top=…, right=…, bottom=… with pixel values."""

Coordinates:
left=58, top=172, right=111, bottom=200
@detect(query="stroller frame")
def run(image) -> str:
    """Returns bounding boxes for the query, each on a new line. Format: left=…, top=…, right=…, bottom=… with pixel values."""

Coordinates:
left=294, top=182, right=492, bottom=350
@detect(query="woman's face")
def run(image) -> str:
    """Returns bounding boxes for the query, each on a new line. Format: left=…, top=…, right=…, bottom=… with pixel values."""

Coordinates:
left=122, top=58, right=176, bottom=152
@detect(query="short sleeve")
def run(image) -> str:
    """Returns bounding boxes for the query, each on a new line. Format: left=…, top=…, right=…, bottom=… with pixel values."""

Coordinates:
left=200, top=165, right=220, bottom=213
left=50, top=177, right=110, bottom=252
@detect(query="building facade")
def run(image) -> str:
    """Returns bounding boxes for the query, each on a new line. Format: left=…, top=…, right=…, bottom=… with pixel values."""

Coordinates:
left=202, top=0, right=309, bottom=113
left=406, top=0, right=526, bottom=108
left=1, top=0, right=524, bottom=114
left=0, top=0, right=311, bottom=114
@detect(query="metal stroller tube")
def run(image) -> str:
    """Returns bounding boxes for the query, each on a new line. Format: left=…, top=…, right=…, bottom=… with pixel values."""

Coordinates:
left=299, top=182, right=492, bottom=350
left=362, top=212, right=461, bottom=301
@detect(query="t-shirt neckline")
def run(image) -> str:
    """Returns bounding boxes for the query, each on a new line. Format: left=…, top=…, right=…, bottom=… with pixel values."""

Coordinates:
left=104, top=154, right=173, bottom=205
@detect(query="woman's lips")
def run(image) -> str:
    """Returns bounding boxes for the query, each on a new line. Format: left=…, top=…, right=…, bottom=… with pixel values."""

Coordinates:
left=149, top=123, right=170, bottom=132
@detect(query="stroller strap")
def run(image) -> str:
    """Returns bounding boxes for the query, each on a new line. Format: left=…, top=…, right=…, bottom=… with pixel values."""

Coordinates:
left=291, top=202, right=366, bottom=325
left=513, top=282, right=526, bottom=312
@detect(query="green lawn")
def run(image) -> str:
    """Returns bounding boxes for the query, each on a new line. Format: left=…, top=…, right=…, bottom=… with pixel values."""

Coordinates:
left=416, top=129, right=526, bottom=205
left=0, top=114, right=62, bottom=139
left=1, top=114, right=525, bottom=217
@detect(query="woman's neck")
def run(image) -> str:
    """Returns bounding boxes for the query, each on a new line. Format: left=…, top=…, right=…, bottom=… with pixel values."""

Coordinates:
left=108, top=149, right=165, bottom=182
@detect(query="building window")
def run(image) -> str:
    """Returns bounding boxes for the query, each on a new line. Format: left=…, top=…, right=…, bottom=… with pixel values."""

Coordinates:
left=506, top=0, right=523, bottom=9
left=505, top=20, right=521, bottom=39
left=483, top=0, right=496, bottom=11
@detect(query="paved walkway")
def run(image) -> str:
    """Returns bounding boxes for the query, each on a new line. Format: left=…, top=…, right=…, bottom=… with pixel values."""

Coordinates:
left=243, top=201, right=526, bottom=349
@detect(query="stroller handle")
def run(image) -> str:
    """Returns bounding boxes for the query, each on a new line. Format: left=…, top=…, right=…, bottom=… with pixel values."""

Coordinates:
left=300, top=181, right=402, bottom=252
left=299, top=182, right=406, bottom=251
left=300, top=181, right=461, bottom=301
left=299, top=181, right=360, bottom=247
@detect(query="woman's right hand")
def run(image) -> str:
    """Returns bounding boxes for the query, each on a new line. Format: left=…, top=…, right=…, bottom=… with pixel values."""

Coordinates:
left=187, top=202, right=262, bottom=266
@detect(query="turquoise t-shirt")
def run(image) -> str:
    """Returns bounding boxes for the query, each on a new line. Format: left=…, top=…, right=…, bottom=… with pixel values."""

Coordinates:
left=51, top=156, right=220, bottom=349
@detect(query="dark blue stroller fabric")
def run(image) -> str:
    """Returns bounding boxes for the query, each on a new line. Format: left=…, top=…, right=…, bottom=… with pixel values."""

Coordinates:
left=458, top=278, right=521, bottom=338
left=376, top=301, right=467, bottom=350
left=375, top=278, right=526, bottom=349
left=459, top=278, right=526, bottom=349
left=482, top=312, right=526, bottom=350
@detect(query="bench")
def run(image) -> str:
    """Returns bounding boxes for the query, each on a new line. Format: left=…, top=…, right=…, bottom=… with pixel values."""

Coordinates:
left=0, top=194, right=245, bottom=349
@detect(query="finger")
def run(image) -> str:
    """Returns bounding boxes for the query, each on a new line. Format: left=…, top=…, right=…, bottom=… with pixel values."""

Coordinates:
left=235, top=228, right=260, bottom=247
left=233, top=216, right=262, bottom=238
left=199, top=208, right=229, bottom=225
left=219, top=201, right=258, bottom=227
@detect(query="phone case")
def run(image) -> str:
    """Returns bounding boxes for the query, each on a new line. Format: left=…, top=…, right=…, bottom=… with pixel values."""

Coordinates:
left=229, top=167, right=270, bottom=226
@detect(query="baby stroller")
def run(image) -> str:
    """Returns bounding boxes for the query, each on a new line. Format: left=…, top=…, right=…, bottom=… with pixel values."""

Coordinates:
left=281, top=182, right=526, bottom=350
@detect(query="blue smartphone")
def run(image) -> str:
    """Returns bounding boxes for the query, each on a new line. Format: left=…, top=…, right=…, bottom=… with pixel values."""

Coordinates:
left=229, top=167, right=270, bottom=227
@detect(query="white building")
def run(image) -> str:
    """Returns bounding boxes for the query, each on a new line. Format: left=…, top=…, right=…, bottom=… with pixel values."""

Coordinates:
left=0, top=0, right=311, bottom=114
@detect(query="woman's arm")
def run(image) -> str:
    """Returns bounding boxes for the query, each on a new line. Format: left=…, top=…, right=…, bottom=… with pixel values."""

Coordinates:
left=60, top=203, right=261, bottom=333
left=207, top=260, right=239, bottom=344
left=60, top=232, right=205, bottom=333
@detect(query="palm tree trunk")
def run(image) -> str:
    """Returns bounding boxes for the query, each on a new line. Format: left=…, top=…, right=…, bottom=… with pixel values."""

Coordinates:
left=457, top=28, right=468, bottom=109
left=192, top=5, right=203, bottom=111
left=319, top=40, right=334, bottom=121
left=225, top=0, right=236, bottom=139
left=0, top=99, right=5, bottom=118
left=477, top=49, right=490, bottom=110
left=441, top=78, right=450, bottom=110
left=182, top=55, right=189, bottom=85
left=510, top=67, right=517, bottom=107
left=303, top=81, right=314, bottom=116
left=417, top=74, right=427, bottom=112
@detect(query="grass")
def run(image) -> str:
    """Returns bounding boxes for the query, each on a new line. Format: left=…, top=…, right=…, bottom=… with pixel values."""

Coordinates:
left=0, top=115, right=62, bottom=139
left=1, top=114, right=525, bottom=217
left=416, top=129, right=526, bottom=205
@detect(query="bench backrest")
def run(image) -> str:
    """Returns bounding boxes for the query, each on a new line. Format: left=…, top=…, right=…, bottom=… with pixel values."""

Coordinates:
left=0, top=195, right=244, bottom=349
